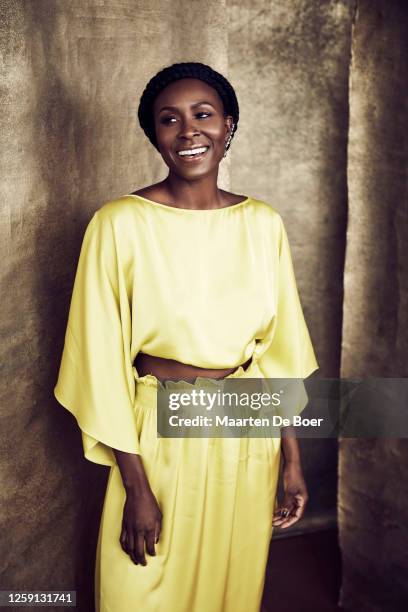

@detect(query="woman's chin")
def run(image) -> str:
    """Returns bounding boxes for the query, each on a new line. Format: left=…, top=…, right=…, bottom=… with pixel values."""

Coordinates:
left=167, top=162, right=217, bottom=181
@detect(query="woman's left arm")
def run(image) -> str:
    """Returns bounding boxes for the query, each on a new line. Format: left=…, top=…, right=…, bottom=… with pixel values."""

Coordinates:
left=255, top=214, right=318, bottom=529
left=272, top=426, right=308, bottom=529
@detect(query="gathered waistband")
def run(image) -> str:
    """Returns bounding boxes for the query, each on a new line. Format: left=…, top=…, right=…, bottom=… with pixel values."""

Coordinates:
left=132, top=357, right=263, bottom=404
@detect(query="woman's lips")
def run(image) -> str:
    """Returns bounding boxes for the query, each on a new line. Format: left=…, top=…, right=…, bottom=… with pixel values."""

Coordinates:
left=176, top=145, right=210, bottom=161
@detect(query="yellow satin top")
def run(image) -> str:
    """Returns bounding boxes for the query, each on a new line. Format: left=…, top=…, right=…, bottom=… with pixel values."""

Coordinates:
left=54, top=194, right=318, bottom=465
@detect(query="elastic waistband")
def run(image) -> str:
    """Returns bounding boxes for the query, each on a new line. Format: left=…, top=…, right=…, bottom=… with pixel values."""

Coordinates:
left=132, top=358, right=263, bottom=404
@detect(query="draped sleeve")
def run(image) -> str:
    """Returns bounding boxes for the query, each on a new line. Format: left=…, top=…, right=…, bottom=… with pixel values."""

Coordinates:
left=54, top=209, right=140, bottom=466
left=257, top=213, right=319, bottom=417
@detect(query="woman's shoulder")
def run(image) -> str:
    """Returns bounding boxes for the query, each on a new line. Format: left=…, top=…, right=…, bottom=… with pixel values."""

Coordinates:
left=244, top=195, right=283, bottom=229
left=93, top=192, right=149, bottom=225
left=247, top=195, right=280, bottom=214
left=95, top=185, right=174, bottom=220
left=216, top=190, right=281, bottom=220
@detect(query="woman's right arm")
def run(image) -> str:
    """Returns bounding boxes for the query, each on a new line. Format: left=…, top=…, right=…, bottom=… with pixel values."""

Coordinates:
left=53, top=211, right=162, bottom=564
left=113, top=450, right=162, bottom=566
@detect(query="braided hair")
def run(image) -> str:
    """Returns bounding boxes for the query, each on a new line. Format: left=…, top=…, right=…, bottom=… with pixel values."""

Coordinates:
left=138, top=62, right=239, bottom=152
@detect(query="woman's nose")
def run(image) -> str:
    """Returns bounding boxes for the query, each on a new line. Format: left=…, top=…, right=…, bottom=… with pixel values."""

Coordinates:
left=178, top=117, right=200, bottom=139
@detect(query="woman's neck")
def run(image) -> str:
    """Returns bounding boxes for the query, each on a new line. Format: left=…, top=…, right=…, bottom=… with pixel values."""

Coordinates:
left=160, top=174, right=225, bottom=210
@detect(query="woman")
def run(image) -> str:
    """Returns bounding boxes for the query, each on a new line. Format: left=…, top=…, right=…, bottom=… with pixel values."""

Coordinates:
left=54, top=62, right=319, bottom=612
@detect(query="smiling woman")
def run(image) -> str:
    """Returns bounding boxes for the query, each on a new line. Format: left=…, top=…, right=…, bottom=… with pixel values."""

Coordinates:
left=54, top=61, right=319, bottom=612
left=152, top=79, right=233, bottom=180
left=136, top=63, right=240, bottom=207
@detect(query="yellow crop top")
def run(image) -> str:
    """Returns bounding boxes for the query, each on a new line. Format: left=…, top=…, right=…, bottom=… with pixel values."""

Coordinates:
left=54, top=194, right=319, bottom=465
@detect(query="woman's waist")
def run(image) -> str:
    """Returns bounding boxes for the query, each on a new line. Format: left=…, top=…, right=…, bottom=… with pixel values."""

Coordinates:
left=132, top=353, right=264, bottom=411
left=134, top=352, right=253, bottom=384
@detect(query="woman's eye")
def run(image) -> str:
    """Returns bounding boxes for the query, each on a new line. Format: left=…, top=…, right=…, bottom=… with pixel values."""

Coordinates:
left=159, top=112, right=211, bottom=125
left=160, top=116, right=177, bottom=125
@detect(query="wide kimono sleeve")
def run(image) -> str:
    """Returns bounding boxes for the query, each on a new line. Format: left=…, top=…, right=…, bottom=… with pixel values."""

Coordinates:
left=257, top=213, right=319, bottom=417
left=54, top=209, right=140, bottom=466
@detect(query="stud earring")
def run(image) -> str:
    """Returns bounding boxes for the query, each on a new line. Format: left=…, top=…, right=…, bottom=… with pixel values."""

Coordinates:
left=223, top=123, right=235, bottom=158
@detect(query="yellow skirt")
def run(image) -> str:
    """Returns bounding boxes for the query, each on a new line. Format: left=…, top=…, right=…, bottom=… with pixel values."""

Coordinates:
left=95, top=360, right=281, bottom=612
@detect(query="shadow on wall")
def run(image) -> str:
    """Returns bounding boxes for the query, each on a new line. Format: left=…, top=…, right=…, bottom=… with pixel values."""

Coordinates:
left=29, top=9, right=112, bottom=609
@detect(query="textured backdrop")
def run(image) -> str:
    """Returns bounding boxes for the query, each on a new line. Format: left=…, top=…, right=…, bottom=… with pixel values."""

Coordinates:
left=0, top=1, right=229, bottom=610
left=1, top=1, right=407, bottom=611
left=228, top=0, right=356, bottom=541
left=339, top=1, right=408, bottom=610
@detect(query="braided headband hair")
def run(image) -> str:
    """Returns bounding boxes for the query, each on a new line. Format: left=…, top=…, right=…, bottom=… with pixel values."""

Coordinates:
left=137, top=62, right=239, bottom=153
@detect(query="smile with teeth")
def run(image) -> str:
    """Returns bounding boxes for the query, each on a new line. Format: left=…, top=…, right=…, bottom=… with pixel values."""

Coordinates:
left=177, top=146, right=209, bottom=158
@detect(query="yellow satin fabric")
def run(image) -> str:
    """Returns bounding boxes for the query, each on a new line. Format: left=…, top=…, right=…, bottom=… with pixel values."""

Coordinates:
left=54, top=194, right=318, bottom=465
left=54, top=194, right=319, bottom=611
left=96, top=361, right=281, bottom=612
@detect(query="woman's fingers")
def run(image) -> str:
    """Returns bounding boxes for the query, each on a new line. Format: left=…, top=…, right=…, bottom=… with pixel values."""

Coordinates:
left=127, top=529, right=138, bottom=564
left=140, top=520, right=162, bottom=561
left=145, top=528, right=157, bottom=556
left=272, top=497, right=296, bottom=525
left=275, top=494, right=306, bottom=529
left=135, top=531, right=147, bottom=566
left=272, top=505, right=295, bottom=526
left=120, top=496, right=162, bottom=565
left=121, top=527, right=152, bottom=565
left=279, top=503, right=303, bottom=529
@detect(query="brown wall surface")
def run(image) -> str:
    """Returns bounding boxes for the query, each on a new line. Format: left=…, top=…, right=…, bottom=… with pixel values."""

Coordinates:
left=229, top=0, right=354, bottom=376
left=2, top=1, right=407, bottom=611
left=339, top=1, right=408, bottom=610
left=228, top=0, right=357, bottom=538
left=0, top=1, right=229, bottom=610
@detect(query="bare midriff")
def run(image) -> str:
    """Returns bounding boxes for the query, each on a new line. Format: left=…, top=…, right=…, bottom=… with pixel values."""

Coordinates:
left=134, top=352, right=252, bottom=383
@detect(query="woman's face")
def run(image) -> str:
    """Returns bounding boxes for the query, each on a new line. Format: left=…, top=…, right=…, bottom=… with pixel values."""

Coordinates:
left=153, top=78, right=233, bottom=180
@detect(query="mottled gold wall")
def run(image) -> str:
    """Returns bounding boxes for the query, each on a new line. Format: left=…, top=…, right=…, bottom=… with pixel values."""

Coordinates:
left=339, top=1, right=408, bottom=610
left=2, top=1, right=407, bottom=611
left=1, top=1, right=228, bottom=610
left=228, top=0, right=356, bottom=539
left=229, top=0, right=355, bottom=376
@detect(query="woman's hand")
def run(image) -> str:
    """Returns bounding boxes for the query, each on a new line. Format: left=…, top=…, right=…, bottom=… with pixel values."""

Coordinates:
left=113, top=450, right=162, bottom=566
left=272, top=460, right=308, bottom=529
left=120, top=485, right=163, bottom=566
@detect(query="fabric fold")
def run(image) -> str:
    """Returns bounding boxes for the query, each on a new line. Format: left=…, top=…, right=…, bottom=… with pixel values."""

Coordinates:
left=54, top=210, right=141, bottom=466
left=257, top=214, right=319, bottom=415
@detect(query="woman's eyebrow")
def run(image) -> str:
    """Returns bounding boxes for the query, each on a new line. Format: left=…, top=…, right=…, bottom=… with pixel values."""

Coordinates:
left=158, top=101, right=216, bottom=113
left=191, top=100, right=216, bottom=109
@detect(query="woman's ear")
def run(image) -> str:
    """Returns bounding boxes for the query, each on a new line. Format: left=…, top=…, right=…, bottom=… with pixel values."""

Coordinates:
left=224, top=115, right=233, bottom=136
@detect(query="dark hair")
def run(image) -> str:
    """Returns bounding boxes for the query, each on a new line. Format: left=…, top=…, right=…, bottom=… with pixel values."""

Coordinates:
left=137, top=62, right=239, bottom=152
